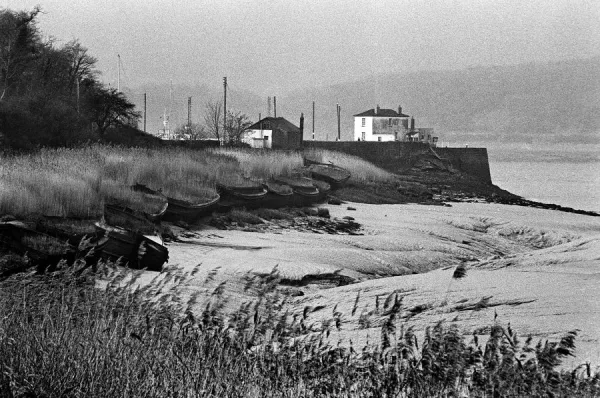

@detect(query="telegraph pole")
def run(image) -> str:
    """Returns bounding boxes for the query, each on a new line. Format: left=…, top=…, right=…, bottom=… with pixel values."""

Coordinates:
left=337, top=103, right=341, bottom=141
left=143, top=93, right=147, bottom=132
left=117, top=54, right=121, bottom=92
left=187, top=96, right=192, bottom=128
left=312, top=101, right=315, bottom=140
left=274, top=96, right=277, bottom=118
left=223, top=77, right=227, bottom=143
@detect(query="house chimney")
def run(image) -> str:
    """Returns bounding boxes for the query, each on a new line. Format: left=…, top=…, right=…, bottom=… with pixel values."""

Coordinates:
left=375, top=105, right=380, bottom=115
left=410, top=116, right=415, bottom=131
left=398, top=106, right=402, bottom=115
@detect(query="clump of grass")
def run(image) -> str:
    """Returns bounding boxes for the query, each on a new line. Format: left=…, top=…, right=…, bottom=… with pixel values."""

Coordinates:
left=254, top=208, right=294, bottom=221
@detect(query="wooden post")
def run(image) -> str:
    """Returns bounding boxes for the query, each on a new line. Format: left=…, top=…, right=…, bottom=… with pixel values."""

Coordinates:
left=312, top=101, right=315, bottom=140
left=143, top=93, right=147, bottom=132
left=223, top=77, right=227, bottom=143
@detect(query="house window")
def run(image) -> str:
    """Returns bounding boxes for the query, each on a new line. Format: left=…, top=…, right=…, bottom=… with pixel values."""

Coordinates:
left=389, top=118, right=392, bottom=126
left=378, top=137, right=382, bottom=142
left=361, top=132, right=365, bottom=141
left=361, top=118, right=365, bottom=127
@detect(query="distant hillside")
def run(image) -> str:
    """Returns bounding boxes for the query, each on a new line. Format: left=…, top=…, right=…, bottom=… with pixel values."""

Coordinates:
left=128, top=57, right=600, bottom=144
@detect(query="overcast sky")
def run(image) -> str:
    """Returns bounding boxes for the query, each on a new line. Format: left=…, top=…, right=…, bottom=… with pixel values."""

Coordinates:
left=5, top=0, right=600, bottom=95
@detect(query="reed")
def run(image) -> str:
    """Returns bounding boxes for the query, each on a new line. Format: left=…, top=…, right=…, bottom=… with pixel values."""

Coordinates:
left=1, top=264, right=598, bottom=397
left=0, top=145, right=309, bottom=218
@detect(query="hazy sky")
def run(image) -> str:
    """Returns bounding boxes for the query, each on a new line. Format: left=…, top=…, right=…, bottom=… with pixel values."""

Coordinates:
left=5, top=0, right=600, bottom=95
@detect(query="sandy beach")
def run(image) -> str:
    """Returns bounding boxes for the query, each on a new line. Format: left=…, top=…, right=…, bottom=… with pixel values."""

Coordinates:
left=133, top=201, right=600, bottom=367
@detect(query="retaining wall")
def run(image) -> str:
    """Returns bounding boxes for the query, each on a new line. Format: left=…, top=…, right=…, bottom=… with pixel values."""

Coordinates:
left=304, top=141, right=492, bottom=184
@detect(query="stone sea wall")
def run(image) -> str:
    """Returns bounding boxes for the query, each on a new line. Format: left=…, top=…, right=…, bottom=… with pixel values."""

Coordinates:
left=304, top=141, right=492, bottom=184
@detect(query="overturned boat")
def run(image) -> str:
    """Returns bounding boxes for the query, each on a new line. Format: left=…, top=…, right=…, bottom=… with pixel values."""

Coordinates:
left=262, top=180, right=294, bottom=208
left=94, top=222, right=168, bottom=272
left=273, top=176, right=320, bottom=207
left=217, top=183, right=268, bottom=210
left=163, top=194, right=221, bottom=222
left=304, top=159, right=351, bottom=189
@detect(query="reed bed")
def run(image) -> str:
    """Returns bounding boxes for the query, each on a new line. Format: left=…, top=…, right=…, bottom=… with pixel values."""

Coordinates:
left=303, top=148, right=396, bottom=184
left=0, top=145, right=312, bottom=218
left=0, top=264, right=598, bottom=397
left=214, top=148, right=304, bottom=180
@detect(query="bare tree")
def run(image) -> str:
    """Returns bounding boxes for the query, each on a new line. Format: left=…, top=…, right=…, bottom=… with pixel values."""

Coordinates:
left=225, top=110, right=252, bottom=144
left=203, top=100, right=222, bottom=141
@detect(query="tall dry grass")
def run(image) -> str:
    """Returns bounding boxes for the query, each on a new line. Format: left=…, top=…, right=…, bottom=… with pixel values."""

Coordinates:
left=0, top=145, right=312, bottom=218
left=304, top=148, right=396, bottom=184
left=1, top=263, right=598, bottom=397
left=215, top=148, right=304, bottom=180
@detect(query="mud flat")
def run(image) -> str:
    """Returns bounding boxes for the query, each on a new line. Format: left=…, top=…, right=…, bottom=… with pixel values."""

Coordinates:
left=129, top=202, right=600, bottom=365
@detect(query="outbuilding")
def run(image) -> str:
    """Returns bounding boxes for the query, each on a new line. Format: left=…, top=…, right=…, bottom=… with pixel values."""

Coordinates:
left=243, top=115, right=304, bottom=149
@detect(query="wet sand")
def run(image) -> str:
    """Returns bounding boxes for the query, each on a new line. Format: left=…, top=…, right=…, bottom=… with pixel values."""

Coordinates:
left=133, top=202, right=600, bottom=366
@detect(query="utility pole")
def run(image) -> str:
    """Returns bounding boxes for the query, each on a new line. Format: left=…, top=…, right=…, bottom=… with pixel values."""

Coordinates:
left=312, top=101, right=315, bottom=140
left=143, top=93, right=147, bottom=132
left=223, top=77, right=227, bottom=144
left=337, top=103, right=341, bottom=141
left=117, top=54, right=121, bottom=92
left=274, top=96, right=277, bottom=118
left=187, top=96, right=192, bottom=128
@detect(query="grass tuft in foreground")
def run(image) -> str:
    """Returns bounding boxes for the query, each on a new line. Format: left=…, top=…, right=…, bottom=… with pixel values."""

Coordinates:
left=1, top=264, right=599, bottom=397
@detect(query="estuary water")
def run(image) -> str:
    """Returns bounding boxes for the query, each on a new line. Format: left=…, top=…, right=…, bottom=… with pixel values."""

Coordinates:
left=489, top=160, right=600, bottom=213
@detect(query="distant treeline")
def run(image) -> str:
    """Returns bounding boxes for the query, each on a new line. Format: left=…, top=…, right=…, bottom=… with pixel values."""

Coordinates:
left=0, top=7, right=139, bottom=150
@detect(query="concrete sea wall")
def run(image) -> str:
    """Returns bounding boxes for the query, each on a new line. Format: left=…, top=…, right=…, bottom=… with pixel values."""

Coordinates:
left=304, top=141, right=492, bottom=184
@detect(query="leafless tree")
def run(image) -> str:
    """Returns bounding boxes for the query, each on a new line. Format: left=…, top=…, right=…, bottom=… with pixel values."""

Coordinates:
left=203, top=100, right=222, bottom=141
left=225, top=110, right=252, bottom=144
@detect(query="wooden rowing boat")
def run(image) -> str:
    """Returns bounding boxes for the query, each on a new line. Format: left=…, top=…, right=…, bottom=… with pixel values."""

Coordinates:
left=94, top=222, right=168, bottom=271
left=273, top=176, right=320, bottom=206
left=163, top=194, right=221, bottom=222
left=306, top=162, right=351, bottom=189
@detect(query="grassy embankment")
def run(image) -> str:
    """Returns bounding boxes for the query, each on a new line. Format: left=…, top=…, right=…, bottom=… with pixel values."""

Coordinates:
left=0, top=263, right=598, bottom=397
left=0, top=145, right=403, bottom=220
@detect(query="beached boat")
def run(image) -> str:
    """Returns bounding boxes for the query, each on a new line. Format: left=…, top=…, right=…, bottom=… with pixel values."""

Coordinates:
left=94, top=222, right=168, bottom=271
left=104, top=203, right=160, bottom=235
left=217, top=183, right=268, bottom=210
left=305, top=161, right=351, bottom=189
left=262, top=180, right=294, bottom=208
left=273, top=176, right=320, bottom=206
left=0, top=221, right=76, bottom=275
left=162, top=194, right=221, bottom=222
left=129, top=184, right=169, bottom=222
left=310, top=179, right=332, bottom=202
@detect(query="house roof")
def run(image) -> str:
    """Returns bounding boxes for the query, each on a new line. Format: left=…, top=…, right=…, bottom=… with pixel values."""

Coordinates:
left=246, top=117, right=301, bottom=133
left=354, top=108, right=410, bottom=118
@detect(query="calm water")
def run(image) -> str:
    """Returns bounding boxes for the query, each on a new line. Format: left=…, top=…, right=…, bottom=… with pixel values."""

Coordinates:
left=490, top=160, right=600, bottom=213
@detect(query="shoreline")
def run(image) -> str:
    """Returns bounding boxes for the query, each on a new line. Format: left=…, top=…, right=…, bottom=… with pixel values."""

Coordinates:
left=119, top=201, right=600, bottom=365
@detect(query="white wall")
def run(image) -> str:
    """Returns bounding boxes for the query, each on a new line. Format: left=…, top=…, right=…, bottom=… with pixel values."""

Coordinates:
left=243, top=129, right=272, bottom=148
left=353, top=116, right=399, bottom=141
left=353, top=116, right=372, bottom=141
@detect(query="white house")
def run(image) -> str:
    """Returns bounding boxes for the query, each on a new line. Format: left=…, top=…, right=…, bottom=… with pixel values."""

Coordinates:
left=353, top=105, right=438, bottom=145
left=353, top=105, right=410, bottom=142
